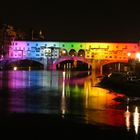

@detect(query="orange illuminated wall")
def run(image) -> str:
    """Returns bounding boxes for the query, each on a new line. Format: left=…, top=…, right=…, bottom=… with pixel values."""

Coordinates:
left=84, top=42, right=139, bottom=60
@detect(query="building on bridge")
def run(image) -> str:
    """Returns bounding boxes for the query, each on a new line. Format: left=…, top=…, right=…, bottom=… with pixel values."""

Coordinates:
left=5, top=40, right=140, bottom=72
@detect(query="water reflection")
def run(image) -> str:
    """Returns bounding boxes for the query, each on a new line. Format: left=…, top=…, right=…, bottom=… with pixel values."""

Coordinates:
left=124, top=105, right=140, bottom=135
left=133, top=107, right=139, bottom=134
left=124, top=106, right=131, bottom=131
left=61, top=71, right=66, bottom=117
left=0, top=70, right=140, bottom=135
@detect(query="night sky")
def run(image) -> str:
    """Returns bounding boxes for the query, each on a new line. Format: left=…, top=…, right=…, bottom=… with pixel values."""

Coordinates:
left=1, top=1, right=140, bottom=42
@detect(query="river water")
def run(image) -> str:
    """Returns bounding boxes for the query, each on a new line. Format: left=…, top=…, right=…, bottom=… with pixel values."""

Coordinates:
left=0, top=70, right=139, bottom=135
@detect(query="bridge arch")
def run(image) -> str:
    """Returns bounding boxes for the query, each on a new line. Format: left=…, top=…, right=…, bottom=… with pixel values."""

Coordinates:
left=6, top=58, right=44, bottom=70
left=102, top=60, right=128, bottom=73
left=52, top=56, right=92, bottom=70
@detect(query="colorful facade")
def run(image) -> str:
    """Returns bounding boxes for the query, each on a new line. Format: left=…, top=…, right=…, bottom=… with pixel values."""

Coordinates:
left=8, top=41, right=139, bottom=62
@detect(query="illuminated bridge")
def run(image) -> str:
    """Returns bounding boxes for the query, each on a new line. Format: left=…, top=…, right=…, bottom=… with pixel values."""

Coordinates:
left=1, top=41, right=139, bottom=73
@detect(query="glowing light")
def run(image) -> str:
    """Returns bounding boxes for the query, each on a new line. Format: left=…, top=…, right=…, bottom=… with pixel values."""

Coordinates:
left=62, top=50, right=66, bottom=54
left=124, top=106, right=130, bottom=131
left=13, top=66, right=17, bottom=71
left=127, top=52, right=131, bottom=57
left=108, top=73, right=112, bottom=77
left=136, top=52, right=140, bottom=61
left=29, top=66, right=31, bottom=71
left=133, top=106, right=139, bottom=134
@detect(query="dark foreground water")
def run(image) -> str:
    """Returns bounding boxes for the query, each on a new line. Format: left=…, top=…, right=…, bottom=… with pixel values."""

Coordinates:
left=0, top=70, right=139, bottom=139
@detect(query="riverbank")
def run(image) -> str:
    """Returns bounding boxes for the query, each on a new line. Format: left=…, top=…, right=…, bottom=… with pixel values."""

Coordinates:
left=99, top=72, right=140, bottom=97
left=0, top=113, right=136, bottom=139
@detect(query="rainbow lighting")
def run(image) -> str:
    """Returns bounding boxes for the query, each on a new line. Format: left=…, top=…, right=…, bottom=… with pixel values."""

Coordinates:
left=7, top=40, right=140, bottom=71
left=9, top=41, right=139, bottom=61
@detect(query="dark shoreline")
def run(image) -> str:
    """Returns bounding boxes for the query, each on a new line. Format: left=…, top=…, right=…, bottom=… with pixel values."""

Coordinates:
left=0, top=113, right=137, bottom=139
left=99, top=74, right=140, bottom=97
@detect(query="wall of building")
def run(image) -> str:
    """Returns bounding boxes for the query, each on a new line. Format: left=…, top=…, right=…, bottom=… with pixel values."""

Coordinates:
left=8, top=41, right=139, bottom=61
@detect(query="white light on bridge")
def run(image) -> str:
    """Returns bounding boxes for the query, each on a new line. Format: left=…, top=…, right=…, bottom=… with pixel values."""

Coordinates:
left=136, top=52, right=140, bottom=61
left=127, top=52, right=131, bottom=57
left=62, top=50, right=66, bottom=54
left=13, top=66, right=17, bottom=71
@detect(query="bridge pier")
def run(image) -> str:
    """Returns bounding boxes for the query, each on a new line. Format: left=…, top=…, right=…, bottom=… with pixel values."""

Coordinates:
left=92, top=60, right=103, bottom=75
left=42, top=58, right=48, bottom=70
left=45, top=58, right=58, bottom=70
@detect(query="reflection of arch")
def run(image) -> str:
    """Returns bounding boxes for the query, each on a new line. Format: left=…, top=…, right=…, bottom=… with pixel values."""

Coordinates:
left=60, top=49, right=68, bottom=56
left=78, top=49, right=85, bottom=57
left=69, top=49, right=77, bottom=56
left=64, top=71, right=92, bottom=85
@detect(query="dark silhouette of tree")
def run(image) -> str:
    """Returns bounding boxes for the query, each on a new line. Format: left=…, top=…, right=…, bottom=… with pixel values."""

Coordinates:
left=16, top=29, right=27, bottom=40
left=0, top=24, right=16, bottom=58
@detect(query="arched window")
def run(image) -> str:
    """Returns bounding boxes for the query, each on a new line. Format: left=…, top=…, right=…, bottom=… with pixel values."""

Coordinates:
left=69, top=49, right=77, bottom=56
left=78, top=49, right=85, bottom=57
left=60, top=49, right=67, bottom=56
